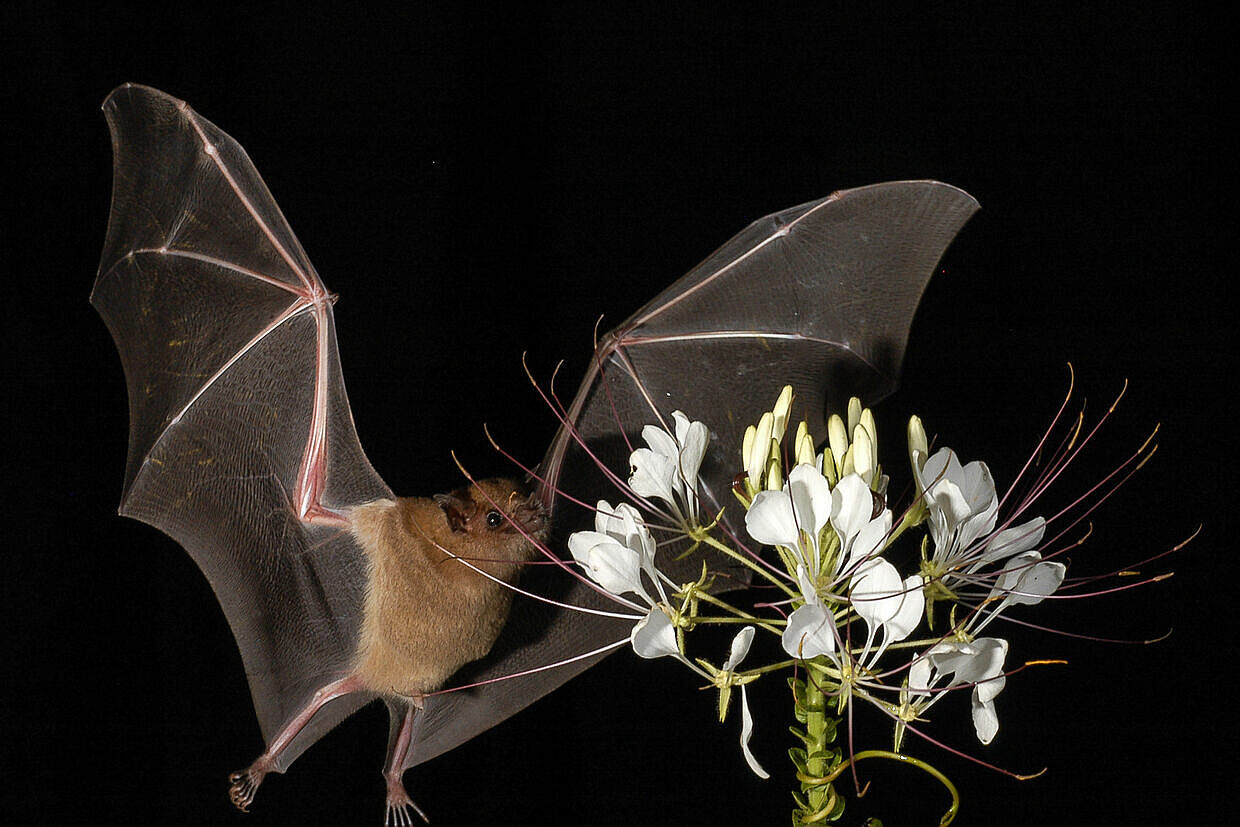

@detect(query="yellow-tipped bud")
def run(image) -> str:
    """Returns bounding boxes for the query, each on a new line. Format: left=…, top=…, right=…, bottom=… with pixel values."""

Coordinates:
left=859, top=407, right=877, bottom=459
left=908, top=415, right=928, bottom=476
left=771, top=385, right=794, bottom=444
left=827, top=414, right=848, bottom=477
left=847, top=396, right=863, bottom=435
left=852, top=425, right=873, bottom=482
left=821, top=446, right=838, bottom=487
left=794, top=420, right=816, bottom=467
left=747, top=413, right=774, bottom=490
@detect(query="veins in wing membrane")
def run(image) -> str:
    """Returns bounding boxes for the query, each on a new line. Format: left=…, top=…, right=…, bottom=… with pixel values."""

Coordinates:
left=122, top=99, right=343, bottom=528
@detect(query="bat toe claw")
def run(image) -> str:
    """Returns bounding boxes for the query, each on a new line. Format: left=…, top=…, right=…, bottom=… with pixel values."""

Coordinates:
left=227, top=761, right=270, bottom=812
left=385, top=786, right=429, bottom=825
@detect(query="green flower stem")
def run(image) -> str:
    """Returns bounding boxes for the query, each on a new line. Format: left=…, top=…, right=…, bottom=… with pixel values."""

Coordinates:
left=790, top=658, right=846, bottom=824
left=804, top=668, right=829, bottom=780
left=694, top=530, right=798, bottom=598
left=686, top=614, right=786, bottom=635
left=743, top=658, right=799, bottom=676
left=885, top=506, right=922, bottom=548
left=687, top=591, right=785, bottom=634
left=878, top=635, right=969, bottom=652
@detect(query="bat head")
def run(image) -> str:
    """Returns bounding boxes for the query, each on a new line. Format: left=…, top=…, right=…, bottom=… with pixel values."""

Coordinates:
left=433, top=478, right=549, bottom=563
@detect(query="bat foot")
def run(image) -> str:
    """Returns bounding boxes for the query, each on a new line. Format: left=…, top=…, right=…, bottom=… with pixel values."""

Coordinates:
left=385, top=782, right=429, bottom=825
left=228, top=756, right=272, bottom=812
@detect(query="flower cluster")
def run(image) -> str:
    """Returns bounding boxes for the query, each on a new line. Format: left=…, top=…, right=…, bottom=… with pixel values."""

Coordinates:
left=556, top=384, right=1162, bottom=825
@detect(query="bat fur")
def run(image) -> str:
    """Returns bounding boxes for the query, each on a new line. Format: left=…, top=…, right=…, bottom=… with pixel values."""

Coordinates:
left=352, top=479, right=548, bottom=698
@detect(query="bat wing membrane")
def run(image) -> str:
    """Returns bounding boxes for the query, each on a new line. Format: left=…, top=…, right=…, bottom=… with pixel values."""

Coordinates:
left=92, top=84, right=978, bottom=775
left=92, top=84, right=390, bottom=768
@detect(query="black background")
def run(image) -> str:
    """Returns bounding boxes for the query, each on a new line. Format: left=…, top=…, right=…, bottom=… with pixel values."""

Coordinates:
left=7, top=4, right=1232, bottom=825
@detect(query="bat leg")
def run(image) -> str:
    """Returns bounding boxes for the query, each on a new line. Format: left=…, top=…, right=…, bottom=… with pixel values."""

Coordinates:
left=228, top=674, right=367, bottom=812
left=383, top=698, right=428, bottom=826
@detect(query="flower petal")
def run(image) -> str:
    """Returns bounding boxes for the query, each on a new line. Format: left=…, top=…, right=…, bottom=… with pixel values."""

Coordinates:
left=782, top=603, right=836, bottom=659
left=972, top=696, right=1000, bottom=745
left=568, top=530, right=647, bottom=598
left=629, top=446, right=676, bottom=504
left=908, top=651, right=936, bottom=696
left=739, top=685, right=770, bottom=779
left=641, top=422, right=679, bottom=459
left=975, top=517, right=1047, bottom=566
left=932, top=637, right=1008, bottom=686
left=745, top=489, right=798, bottom=548
left=850, top=557, right=904, bottom=628
left=630, top=608, right=679, bottom=659
left=886, top=574, right=925, bottom=643
left=724, top=625, right=756, bottom=671
left=788, top=463, right=833, bottom=540
left=845, top=507, right=892, bottom=571
left=672, top=412, right=709, bottom=480
left=992, top=551, right=1066, bottom=606
left=830, top=473, right=873, bottom=544
left=795, top=564, right=819, bottom=605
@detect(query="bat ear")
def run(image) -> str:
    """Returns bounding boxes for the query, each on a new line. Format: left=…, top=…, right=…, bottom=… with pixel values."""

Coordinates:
left=433, top=491, right=474, bottom=533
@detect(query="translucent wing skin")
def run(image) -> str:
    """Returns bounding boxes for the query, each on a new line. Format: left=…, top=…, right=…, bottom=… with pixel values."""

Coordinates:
left=92, top=84, right=978, bottom=782
left=404, top=180, right=980, bottom=766
left=91, top=84, right=390, bottom=770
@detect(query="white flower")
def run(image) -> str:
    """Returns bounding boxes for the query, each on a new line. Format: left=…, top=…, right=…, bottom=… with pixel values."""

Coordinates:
left=781, top=565, right=837, bottom=659
left=915, top=447, right=1048, bottom=595
left=915, top=448, right=999, bottom=557
left=966, top=547, right=1065, bottom=637
left=758, top=472, right=909, bottom=664
left=971, top=518, right=1048, bottom=570
left=908, top=638, right=1009, bottom=744
left=746, top=463, right=833, bottom=572
left=630, top=607, right=680, bottom=659
left=716, top=626, right=769, bottom=779
left=830, top=474, right=892, bottom=575
left=629, top=411, right=708, bottom=527
left=849, top=559, right=925, bottom=665
left=989, top=550, right=1066, bottom=611
left=570, top=502, right=689, bottom=663
left=567, top=501, right=658, bottom=603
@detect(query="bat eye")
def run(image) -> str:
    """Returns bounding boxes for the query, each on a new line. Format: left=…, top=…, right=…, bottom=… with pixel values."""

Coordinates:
left=485, top=510, right=504, bottom=529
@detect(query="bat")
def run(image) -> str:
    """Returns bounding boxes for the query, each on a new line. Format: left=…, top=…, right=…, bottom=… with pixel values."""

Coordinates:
left=91, top=83, right=978, bottom=822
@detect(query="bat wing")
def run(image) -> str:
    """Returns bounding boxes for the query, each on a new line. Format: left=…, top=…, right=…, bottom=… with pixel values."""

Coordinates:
left=404, top=181, right=980, bottom=765
left=92, top=84, right=391, bottom=770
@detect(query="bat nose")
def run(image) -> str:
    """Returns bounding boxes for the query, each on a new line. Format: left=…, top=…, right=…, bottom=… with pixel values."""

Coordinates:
left=518, top=494, right=551, bottom=531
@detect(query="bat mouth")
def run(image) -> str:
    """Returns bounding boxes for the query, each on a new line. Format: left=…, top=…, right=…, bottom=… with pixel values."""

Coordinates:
left=511, top=494, right=551, bottom=539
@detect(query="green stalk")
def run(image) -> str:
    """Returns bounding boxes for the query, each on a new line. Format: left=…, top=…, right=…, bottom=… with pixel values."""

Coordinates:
left=695, top=531, right=799, bottom=598
left=789, top=659, right=846, bottom=824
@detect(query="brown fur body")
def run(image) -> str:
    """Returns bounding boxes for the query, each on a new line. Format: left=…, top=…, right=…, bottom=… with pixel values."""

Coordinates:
left=350, top=478, right=547, bottom=698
